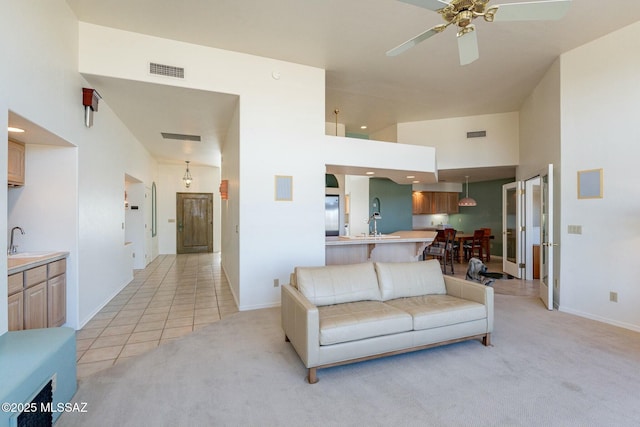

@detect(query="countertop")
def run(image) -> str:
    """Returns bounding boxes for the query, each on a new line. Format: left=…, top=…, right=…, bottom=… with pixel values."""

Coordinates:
left=8, top=251, right=70, bottom=275
left=326, top=230, right=437, bottom=246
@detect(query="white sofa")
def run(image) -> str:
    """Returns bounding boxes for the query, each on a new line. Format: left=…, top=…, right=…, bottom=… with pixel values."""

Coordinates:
left=281, top=259, right=493, bottom=383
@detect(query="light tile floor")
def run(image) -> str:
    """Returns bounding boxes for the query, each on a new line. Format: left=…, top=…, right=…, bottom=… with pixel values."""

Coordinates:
left=447, top=256, right=539, bottom=297
left=75, top=253, right=237, bottom=379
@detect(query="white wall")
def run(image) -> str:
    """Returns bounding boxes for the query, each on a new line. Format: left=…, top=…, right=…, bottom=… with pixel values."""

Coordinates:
left=125, top=179, right=146, bottom=269
left=558, top=22, right=640, bottom=331
left=518, top=59, right=562, bottom=305
left=325, top=122, right=346, bottom=137
left=221, top=105, right=240, bottom=302
left=370, top=124, right=398, bottom=143
left=157, top=163, right=221, bottom=254
left=1, top=1, right=158, bottom=331
left=77, top=23, right=439, bottom=311
left=397, top=112, right=519, bottom=170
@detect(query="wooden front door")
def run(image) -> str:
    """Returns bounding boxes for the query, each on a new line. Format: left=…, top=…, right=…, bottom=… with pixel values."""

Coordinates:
left=176, top=193, right=213, bottom=254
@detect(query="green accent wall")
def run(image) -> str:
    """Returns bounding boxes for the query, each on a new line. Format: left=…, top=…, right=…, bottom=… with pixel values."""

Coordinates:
left=369, top=178, right=412, bottom=234
left=346, top=132, right=369, bottom=139
left=449, top=178, right=514, bottom=256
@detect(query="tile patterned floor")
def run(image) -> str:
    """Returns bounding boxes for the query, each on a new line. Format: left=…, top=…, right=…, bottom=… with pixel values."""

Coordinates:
left=75, top=253, right=237, bottom=379
left=447, top=256, right=539, bottom=297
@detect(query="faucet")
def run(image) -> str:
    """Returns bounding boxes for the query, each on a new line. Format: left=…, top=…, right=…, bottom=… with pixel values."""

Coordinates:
left=367, top=213, right=382, bottom=236
left=8, top=226, right=25, bottom=255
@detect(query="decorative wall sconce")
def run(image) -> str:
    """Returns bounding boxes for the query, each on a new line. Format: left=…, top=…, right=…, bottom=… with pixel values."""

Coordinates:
left=183, top=161, right=193, bottom=188
left=219, top=179, right=229, bottom=200
left=82, top=88, right=101, bottom=128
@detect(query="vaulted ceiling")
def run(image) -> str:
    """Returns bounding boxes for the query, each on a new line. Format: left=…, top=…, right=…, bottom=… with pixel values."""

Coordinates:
left=65, top=0, right=640, bottom=181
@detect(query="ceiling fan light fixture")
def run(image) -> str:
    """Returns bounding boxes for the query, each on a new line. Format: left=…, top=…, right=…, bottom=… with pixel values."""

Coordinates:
left=388, top=0, right=572, bottom=66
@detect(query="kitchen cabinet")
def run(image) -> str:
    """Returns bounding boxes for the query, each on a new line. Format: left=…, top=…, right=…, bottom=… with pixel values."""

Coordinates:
left=412, top=191, right=433, bottom=214
left=8, top=292, right=24, bottom=331
left=47, top=270, right=66, bottom=327
left=8, top=139, right=25, bottom=186
left=24, top=282, right=47, bottom=329
left=412, top=191, right=459, bottom=214
left=7, top=257, right=67, bottom=331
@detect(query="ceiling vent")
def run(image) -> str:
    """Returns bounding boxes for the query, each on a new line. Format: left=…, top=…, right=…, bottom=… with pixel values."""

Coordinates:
left=150, top=62, right=185, bottom=79
left=466, top=130, right=487, bottom=139
left=161, top=132, right=201, bottom=142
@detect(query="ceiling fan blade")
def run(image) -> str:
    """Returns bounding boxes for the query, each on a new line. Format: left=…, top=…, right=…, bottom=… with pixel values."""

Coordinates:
left=397, top=0, right=451, bottom=12
left=491, top=0, right=571, bottom=22
left=386, top=25, right=446, bottom=56
left=457, top=26, right=479, bottom=66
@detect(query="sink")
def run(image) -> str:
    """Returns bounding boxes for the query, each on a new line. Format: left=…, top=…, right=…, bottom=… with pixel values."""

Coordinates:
left=8, top=251, right=58, bottom=259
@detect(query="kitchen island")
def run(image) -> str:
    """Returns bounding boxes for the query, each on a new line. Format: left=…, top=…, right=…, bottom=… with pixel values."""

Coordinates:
left=325, top=230, right=437, bottom=265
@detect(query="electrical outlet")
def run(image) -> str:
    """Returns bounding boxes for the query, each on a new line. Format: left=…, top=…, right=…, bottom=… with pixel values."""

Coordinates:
left=273, top=278, right=279, bottom=288
left=610, top=291, right=618, bottom=303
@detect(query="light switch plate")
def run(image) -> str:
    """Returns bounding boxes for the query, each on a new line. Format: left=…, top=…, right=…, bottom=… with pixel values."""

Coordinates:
left=568, top=225, right=582, bottom=234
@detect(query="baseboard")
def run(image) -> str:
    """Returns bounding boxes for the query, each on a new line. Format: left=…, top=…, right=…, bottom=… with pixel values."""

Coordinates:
left=558, top=306, right=640, bottom=333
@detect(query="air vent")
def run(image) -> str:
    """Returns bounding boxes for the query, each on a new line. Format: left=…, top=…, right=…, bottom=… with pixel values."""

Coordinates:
left=467, top=130, right=487, bottom=138
left=161, top=132, right=201, bottom=142
left=150, top=62, right=185, bottom=79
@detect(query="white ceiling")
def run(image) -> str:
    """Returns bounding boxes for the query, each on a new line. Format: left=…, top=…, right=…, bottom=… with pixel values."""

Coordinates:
left=61, top=0, right=640, bottom=182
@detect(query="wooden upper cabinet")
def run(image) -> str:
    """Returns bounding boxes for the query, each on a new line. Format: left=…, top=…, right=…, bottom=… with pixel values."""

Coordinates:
left=412, top=191, right=459, bottom=214
left=433, top=192, right=448, bottom=214
left=8, top=139, right=26, bottom=186
left=412, top=191, right=433, bottom=214
left=447, top=192, right=459, bottom=214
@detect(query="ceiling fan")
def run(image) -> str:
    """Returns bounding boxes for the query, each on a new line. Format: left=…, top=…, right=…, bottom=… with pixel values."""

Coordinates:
left=386, top=0, right=572, bottom=65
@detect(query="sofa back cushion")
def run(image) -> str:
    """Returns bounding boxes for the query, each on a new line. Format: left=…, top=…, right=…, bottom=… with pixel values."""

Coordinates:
left=375, top=260, right=446, bottom=300
left=296, top=263, right=381, bottom=306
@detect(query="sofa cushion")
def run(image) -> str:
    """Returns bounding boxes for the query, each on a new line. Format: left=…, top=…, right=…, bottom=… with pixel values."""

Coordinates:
left=375, top=260, right=446, bottom=301
left=296, top=263, right=381, bottom=307
left=318, top=301, right=412, bottom=345
left=385, top=295, right=486, bottom=330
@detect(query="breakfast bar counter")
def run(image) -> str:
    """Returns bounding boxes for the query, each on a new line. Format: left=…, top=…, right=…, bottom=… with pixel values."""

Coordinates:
left=325, top=230, right=437, bottom=265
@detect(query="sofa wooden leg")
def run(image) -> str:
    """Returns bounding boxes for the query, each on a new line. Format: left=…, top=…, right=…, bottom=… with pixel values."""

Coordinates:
left=308, top=368, right=318, bottom=384
left=483, top=333, right=491, bottom=347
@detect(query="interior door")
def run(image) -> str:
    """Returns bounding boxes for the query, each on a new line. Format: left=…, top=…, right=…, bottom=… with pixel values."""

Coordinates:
left=540, top=164, right=554, bottom=310
left=177, top=193, right=213, bottom=254
left=503, top=181, right=524, bottom=278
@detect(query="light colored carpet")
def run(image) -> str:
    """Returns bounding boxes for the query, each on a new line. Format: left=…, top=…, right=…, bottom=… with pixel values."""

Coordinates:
left=57, top=295, right=640, bottom=427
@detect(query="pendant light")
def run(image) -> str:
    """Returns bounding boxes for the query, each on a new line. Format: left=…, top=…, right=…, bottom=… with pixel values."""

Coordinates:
left=183, top=161, right=193, bottom=188
left=458, top=175, right=477, bottom=207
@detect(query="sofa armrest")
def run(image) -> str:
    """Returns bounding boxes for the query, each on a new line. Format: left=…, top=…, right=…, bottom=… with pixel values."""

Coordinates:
left=443, top=275, right=494, bottom=333
left=281, top=284, right=320, bottom=367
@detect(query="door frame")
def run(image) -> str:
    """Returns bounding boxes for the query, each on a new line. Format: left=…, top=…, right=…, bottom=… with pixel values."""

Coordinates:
left=502, top=181, right=524, bottom=278
left=524, top=176, right=541, bottom=281
left=539, top=164, right=555, bottom=310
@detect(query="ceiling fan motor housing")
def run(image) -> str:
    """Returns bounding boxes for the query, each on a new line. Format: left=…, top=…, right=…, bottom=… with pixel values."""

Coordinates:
left=441, top=0, right=490, bottom=27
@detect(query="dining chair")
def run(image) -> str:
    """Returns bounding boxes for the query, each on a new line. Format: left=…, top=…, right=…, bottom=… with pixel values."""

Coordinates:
left=442, top=228, right=457, bottom=274
left=424, top=229, right=456, bottom=274
left=480, top=228, right=491, bottom=262
left=464, top=229, right=485, bottom=262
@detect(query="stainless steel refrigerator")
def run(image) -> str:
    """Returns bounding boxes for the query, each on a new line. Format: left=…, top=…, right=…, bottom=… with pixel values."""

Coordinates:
left=325, top=195, right=340, bottom=236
